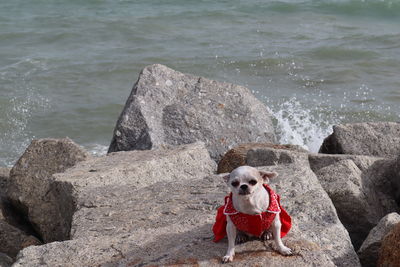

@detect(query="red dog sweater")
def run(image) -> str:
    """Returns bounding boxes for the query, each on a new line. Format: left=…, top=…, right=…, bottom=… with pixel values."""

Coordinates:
left=213, top=184, right=291, bottom=242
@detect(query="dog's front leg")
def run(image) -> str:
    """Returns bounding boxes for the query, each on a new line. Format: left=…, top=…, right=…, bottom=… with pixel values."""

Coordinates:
left=271, top=214, right=292, bottom=255
left=222, top=216, right=236, bottom=263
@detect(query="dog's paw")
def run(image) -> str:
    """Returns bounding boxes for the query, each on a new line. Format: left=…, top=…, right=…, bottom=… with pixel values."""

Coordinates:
left=222, top=255, right=234, bottom=263
left=278, top=246, right=292, bottom=256
left=235, top=231, right=249, bottom=244
left=260, top=231, right=273, bottom=241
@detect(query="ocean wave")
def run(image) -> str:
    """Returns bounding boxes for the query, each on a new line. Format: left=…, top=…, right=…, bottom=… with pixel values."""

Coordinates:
left=251, top=0, right=400, bottom=19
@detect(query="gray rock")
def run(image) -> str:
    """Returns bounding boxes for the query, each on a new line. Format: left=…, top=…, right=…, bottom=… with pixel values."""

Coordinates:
left=0, top=253, right=13, bottom=267
left=6, top=138, right=90, bottom=243
left=319, top=122, right=400, bottom=157
left=217, top=143, right=307, bottom=174
left=391, top=155, right=400, bottom=205
left=108, top=64, right=276, bottom=160
left=309, top=153, right=399, bottom=249
left=0, top=168, right=11, bottom=221
left=14, top=158, right=359, bottom=266
left=14, top=235, right=335, bottom=267
left=246, top=146, right=308, bottom=167
left=9, top=142, right=215, bottom=243
left=0, top=168, right=10, bottom=198
left=0, top=219, right=41, bottom=259
left=358, top=212, right=400, bottom=267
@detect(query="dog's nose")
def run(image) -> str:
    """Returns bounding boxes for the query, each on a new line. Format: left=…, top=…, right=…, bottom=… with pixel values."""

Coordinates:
left=240, top=184, right=248, bottom=190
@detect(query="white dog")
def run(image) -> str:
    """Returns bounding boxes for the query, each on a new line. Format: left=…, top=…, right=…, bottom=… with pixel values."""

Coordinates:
left=213, top=166, right=292, bottom=263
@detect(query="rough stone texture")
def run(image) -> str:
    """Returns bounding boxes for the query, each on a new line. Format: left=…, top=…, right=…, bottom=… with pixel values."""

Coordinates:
left=377, top=222, right=400, bottom=267
left=319, top=122, right=400, bottom=158
left=217, top=143, right=307, bottom=173
left=309, top=153, right=399, bottom=250
left=0, top=168, right=10, bottom=221
left=14, top=236, right=335, bottom=267
left=0, top=220, right=41, bottom=258
left=5, top=138, right=90, bottom=243
left=10, top=142, right=215, bottom=244
left=391, top=155, right=400, bottom=206
left=14, top=158, right=359, bottom=266
left=358, top=212, right=400, bottom=267
left=0, top=168, right=10, bottom=198
left=108, top=64, right=276, bottom=160
left=0, top=253, right=13, bottom=267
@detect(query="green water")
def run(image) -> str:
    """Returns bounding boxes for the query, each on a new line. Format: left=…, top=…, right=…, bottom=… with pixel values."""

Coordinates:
left=1, top=0, right=400, bottom=166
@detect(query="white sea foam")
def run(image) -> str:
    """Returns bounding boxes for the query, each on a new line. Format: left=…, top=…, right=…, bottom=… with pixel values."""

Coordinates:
left=270, top=98, right=336, bottom=153
left=0, top=58, right=50, bottom=167
left=84, top=143, right=109, bottom=157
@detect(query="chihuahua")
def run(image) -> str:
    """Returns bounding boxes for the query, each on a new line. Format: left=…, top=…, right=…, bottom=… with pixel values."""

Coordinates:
left=213, top=165, right=292, bottom=263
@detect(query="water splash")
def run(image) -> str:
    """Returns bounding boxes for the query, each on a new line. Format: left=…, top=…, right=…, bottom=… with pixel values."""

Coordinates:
left=0, top=58, right=50, bottom=167
left=270, top=98, right=336, bottom=153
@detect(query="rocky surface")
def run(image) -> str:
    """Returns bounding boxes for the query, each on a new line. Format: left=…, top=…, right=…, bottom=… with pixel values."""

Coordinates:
left=377, top=222, right=400, bottom=267
left=10, top=141, right=215, bottom=244
left=358, top=212, right=400, bottom=267
left=217, top=143, right=307, bottom=173
left=5, top=68, right=400, bottom=266
left=13, top=151, right=359, bottom=266
left=0, top=167, right=10, bottom=220
left=0, top=168, right=10, bottom=198
left=0, top=220, right=41, bottom=258
left=0, top=253, right=13, bottom=267
left=309, top=153, right=399, bottom=249
left=391, top=154, right=400, bottom=206
left=5, top=138, right=90, bottom=243
left=108, top=64, right=276, bottom=160
left=319, top=122, right=400, bottom=157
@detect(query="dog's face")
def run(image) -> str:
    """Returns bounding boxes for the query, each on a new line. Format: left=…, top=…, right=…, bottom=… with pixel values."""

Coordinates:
left=224, top=166, right=278, bottom=197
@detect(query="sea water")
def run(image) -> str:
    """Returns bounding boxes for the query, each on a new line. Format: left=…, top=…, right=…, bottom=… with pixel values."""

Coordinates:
left=1, top=0, right=400, bottom=166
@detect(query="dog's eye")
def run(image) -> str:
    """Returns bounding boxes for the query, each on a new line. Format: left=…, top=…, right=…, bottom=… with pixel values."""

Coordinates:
left=231, top=181, right=239, bottom=187
left=249, top=180, right=257, bottom=185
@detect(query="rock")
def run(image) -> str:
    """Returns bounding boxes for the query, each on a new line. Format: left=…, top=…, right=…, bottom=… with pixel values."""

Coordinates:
left=309, top=153, right=399, bottom=249
left=0, top=168, right=10, bottom=198
left=0, top=252, right=13, bottom=267
left=108, top=64, right=276, bottom=160
left=9, top=142, right=215, bottom=243
left=377, top=222, right=400, bottom=267
left=14, top=157, right=359, bottom=266
left=14, top=236, right=336, bottom=267
left=0, top=168, right=11, bottom=221
left=0, top=219, right=41, bottom=259
left=1, top=167, right=39, bottom=246
left=217, top=143, right=307, bottom=173
left=358, top=212, right=400, bottom=267
left=319, top=122, right=400, bottom=157
left=6, top=138, right=90, bottom=243
left=391, top=155, right=400, bottom=205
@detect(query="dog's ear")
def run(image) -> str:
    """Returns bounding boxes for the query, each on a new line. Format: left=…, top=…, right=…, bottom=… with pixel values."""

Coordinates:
left=219, top=173, right=230, bottom=183
left=259, top=171, right=278, bottom=184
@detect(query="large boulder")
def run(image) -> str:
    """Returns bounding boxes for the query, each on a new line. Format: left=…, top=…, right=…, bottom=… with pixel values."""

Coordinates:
left=108, top=64, right=276, bottom=160
left=217, top=143, right=307, bottom=173
left=10, top=142, right=215, bottom=243
left=309, top=153, right=399, bottom=249
left=358, top=212, right=400, bottom=267
left=377, top=222, right=400, bottom=267
left=5, top=138, right=90, bottom=243
left=14, top=155, right=359, bottom=266
left=0, top=220, right=41, bottom=259
left=319, top=122, right=400, bottom=157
